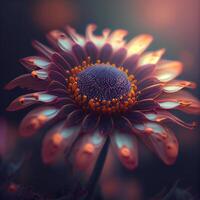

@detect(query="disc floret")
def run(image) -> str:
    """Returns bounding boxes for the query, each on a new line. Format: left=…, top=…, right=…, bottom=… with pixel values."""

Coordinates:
left=67, top=59, right=137, bottom=114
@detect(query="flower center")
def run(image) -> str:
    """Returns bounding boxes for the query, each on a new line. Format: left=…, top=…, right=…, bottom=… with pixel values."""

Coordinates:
left=67, top=61, right=137, bottom=114
left=77, top=64, right=131, bottom=101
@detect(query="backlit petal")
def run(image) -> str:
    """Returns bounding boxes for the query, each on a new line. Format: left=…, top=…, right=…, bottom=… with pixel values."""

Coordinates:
left=5, top=74, right=48, bottom=90
left=139, top=125, right=179, bottom=165
left=20, top=106, right=59, bottom=137
left=107, top=29, right=128, bottom=50
left=86, top=24, right=110, bottom=48
left=158, top=91, right=200, bottom=114
left=126, top=34, right=153, bottom=57
left=111, top=131, right=138, bottom=169
left=42, top=123, right=80, bottom=164
left=47, top=30, right=72, bottom=51
left=20, top=56, right=50, bottom=70
left=73, top=131, right=106, bottom=171
left=138, top=49, right=165, bottom=66
left=155, top=60, right=183, bottom=82
left=66, top=26, right=86, bottom=46
left=158, top=100, right=180, bottom=109
left=7, top=92, right=57, bottom=111
left=163, top=80, right=196, bottom=93
left=144, top=111, right=196, bottom=129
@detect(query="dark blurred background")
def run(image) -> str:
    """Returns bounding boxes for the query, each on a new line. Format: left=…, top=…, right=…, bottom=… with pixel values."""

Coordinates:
left=1, top=0, right=200, bottom=199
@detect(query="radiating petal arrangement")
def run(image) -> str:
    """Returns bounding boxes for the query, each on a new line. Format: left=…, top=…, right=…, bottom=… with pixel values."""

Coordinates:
left=6, top=24, right=200, bottom=170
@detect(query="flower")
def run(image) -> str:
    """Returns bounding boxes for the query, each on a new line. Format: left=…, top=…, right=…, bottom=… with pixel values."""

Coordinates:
left=6, top=24, right=200, bottom=170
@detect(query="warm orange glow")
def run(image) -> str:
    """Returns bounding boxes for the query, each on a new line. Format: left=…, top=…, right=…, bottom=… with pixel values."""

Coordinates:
left=155, top=61, right=183, bottom=82
left=37, top=114, right=47, bottom=122
left=138, top=49, right=165, bottom=66
left=108, top=29, right=128, bottom=50
left=86, top=24, right=110, bottom=47
left=120, top=146, right=131, bottom=158
left=126, top=34, right=153, bottom=57
left=83, top=143, right=95, bottom=154
left=163, top=80, right=196, bottom=93
left=144, top=127, right=153, bottom=135
left=52, top=133, right=63, bottom=145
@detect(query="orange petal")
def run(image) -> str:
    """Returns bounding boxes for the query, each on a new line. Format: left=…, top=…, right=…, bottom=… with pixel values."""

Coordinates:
left=73, top=131, right=106, bottom=172
left=163, top=80, right=196, bottom=93
left=138, top=49, right=165, bottom=66
left=107, top=29, right=128, bottom=50
left=42, top=124, right=80, bottom=164
left=86, top=24, right=110, bottom=47
left=155, top=60, right=183, bottom=82
left=111, top=131, right=138, bottom=170
left=126, top=34, right=153, bottom=57
left=19, top=106, right=59, bottom=137
left=137, top=123, right=179, bottom=165
left=158, top=90, right=200, bottom=114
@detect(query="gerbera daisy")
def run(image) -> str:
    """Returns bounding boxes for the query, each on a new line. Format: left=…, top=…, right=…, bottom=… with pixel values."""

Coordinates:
left=6, top=24, right=200, bottom=171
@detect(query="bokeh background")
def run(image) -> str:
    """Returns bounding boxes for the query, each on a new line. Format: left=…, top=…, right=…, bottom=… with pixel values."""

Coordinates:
left=1, top=0, right=200, bottom=199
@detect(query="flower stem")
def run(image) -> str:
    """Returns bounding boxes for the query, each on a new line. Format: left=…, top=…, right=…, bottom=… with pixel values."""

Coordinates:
left=83, top=136, right=110, bottom=200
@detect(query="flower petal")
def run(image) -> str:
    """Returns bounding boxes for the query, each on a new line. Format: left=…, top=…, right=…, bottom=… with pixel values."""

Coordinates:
left=133, top=99, right=159, bottom=111
left=48, top=70, right=67, bottom=85
left=20, top=56, right=50, bottom=70
left=163, top=80, right=196, bottom=93
left=126, top=34, right=153, bottom=57
left=51, top=53, right=72, bottom=70
left=134, top=64, right=155, bottom=81
left=155, top=60, right=183, bottom=82
left=32, top=40, right=56, bottom=60
left=86, top=24, right=110, bottom=48
left=144, top=111, right=196, bottom=129
left=138, top=49, right=165, bottom=66
left=124, top=111, right=146, bottom=123
left=115, top=116, right=133, bottom=133
left=99, top=43, right=113, bottom=63
left=85, top=41, right=98, bottom=63
left=107, top=29, right=128, bottom=50
left=47, top=30, right=72, bottom=51
left=30, top=69, right=48, bottom=80
left=66, top=26, right=86, bottom=46
left=72, top=44, right=87, bottom=63
left=138, top=124, right=179, bottom=165
left=137, top=77, right=160, bottom=91
left=73, top=131, right=106, bottom=171
left=122, top=55, right=139, bottom=73
left=60, top=51, right=78, bottom=67
left=48, top=62, right=68, bottom=76
left=65, top=109, right=85, bottom=126
left=158, top=91, right=200, bottom=114
left=5, top=74, right=48, bottom=91
left=99, top=115, right=114, bottom=134
left=81, top=113, right=100, bottom=133
left=158, top=100, right=180, bottom=109
left=20, top=106, right=59, bottom=137
left=137, top=84, right=163, bottom=100
left=7, top=92, right=57, bottom=111
left=48, top=80, right=66, bottom=91
left=42, top=123, right=80, bottom=164
left=111, top=48, right=127, bottom=66
left=111, top=131, right=138, bottom=169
